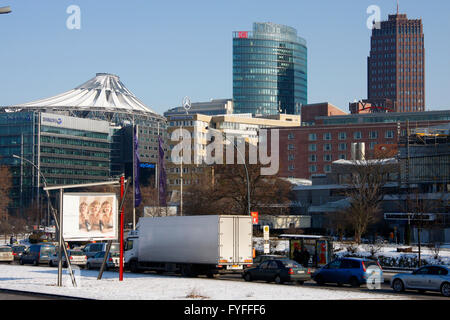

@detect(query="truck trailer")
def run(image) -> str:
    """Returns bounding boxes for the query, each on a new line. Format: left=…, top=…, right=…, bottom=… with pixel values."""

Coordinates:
left=124, top=215, right=253, bottom=277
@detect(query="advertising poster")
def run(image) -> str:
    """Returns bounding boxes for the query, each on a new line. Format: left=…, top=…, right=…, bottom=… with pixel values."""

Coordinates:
left=62, top=193, right=118, bottom=241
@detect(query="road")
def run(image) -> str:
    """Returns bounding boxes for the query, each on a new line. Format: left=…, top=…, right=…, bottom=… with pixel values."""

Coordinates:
left=216, top=271, right=449, bottom=300
left=3, top=262, right=449, bottom=300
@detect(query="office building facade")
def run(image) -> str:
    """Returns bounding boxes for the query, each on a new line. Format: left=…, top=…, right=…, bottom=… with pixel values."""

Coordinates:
left=367, top=12, right=425, bottom=112
left=233, top=22, right=307, bottom=116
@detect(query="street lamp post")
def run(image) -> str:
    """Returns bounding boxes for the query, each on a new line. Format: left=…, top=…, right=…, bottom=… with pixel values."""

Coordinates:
left=12, top=154, right=77, bottom=287
left=207, top=127, right=251, bottom=216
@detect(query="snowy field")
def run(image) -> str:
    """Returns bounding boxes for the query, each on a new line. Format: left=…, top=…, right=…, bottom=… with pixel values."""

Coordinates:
left=0, top=264, right=408, bottom=300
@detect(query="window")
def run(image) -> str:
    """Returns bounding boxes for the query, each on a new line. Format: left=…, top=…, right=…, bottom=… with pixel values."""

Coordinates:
left=338, top=143, right=347, bottom=151
left=354, top=131, right=362, bottom=139
left=339, top=154, right=346, bottom=160
left=309, top=165, right=317, bottom=173
left=308, top=154, right=317, bottom=162
left=323, top=154, right=332, bottom=162
left=288, top=132, right=295, bottom=140
left=288, top=154, right=295, bottom=161
left=308, top=144, right=317, bottom=152
left=385, top=130, right=394, bottom=139
left=323, top=132, right=331, bottom=140
left=369, top=131, right=378, bottom=139
left=308, top=133, right=317, bottom=141
left=288, top=165, right=295, bottom=171
left=288, top=144, right=294, bottom=150
left=369, top=142, right=377, bottom=149
left=323, top=144, right=332, bottom=151
left=338, top=132, right=347, bottom=140
left=324, top=165, right=331, bottom=173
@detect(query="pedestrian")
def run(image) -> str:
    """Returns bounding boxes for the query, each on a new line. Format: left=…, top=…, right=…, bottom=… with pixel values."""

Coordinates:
left=301, top=247, right=310, bottom=268
left=293, top=246, right=301, bottom=264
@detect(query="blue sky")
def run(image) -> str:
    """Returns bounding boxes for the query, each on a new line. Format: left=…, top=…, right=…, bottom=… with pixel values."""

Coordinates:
left=0, top=0, right=449, bottom=114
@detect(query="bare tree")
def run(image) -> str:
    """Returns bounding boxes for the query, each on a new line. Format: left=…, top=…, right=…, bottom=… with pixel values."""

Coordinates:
left=342, top=158, right=397, bottom=244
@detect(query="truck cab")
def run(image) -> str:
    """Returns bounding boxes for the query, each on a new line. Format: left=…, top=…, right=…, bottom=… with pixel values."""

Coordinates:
left=124, top=229, right=139, bottom=268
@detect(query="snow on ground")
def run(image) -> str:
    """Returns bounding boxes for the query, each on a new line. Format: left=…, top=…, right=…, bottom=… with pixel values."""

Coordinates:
left=333, top=242, right=450, bottom=266
left=0, top=265, right=406, bottom=300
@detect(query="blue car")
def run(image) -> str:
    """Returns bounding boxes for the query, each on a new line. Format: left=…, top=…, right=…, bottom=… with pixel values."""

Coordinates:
left=313, top=257, right=383, bottom=287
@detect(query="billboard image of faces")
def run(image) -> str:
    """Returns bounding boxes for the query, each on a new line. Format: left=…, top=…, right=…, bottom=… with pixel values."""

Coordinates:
left=63, top=193, right=118, bottom=241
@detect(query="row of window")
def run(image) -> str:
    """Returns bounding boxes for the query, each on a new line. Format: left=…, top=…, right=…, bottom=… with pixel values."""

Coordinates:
left=304, top=130, right=395, bottom=141
left=40, top=136, right=109, bottom=149
left=41, top=126, right=108, bottom=140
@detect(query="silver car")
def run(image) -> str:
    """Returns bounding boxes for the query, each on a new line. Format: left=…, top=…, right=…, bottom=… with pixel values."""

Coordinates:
left=86, top=251, right=121, bottom=270
left=391, top=265, right=450, bottom=297
left=49, top=250, right=87, bottom=268
left=0, top=246, right=14, bottom=263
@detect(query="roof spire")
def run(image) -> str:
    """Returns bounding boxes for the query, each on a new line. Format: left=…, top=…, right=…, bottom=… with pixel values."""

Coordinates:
left=397, top=0, right=399, bottom=15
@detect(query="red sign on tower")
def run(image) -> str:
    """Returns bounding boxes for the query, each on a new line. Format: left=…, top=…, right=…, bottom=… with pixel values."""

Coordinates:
left=251, top=211, right=258, bottom=224
left=238, top=31, right=248, bottom=38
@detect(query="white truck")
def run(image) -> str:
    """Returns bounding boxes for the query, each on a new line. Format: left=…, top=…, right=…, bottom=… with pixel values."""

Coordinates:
left=124, top=215, right=253, bottom=277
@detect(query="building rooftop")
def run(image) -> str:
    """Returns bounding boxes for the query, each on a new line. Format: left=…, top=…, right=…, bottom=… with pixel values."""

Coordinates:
left=7, top=73, right=158, bottom=115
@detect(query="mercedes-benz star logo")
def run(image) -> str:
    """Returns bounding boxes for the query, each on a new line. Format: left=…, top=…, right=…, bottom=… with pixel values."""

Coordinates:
left=182, top=96, right=191, bottom=114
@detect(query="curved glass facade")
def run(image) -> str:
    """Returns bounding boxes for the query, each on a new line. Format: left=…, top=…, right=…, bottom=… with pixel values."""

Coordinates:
left=233, top=23, right=307, bottom=115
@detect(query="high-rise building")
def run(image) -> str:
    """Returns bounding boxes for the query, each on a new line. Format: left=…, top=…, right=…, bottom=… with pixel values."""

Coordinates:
left=233, top=22, right=307, bottom=116
left=367, top=12, right=425, bottom=113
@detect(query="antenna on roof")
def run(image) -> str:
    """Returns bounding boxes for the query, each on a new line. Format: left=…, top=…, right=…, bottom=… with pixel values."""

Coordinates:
left=396, top=0, right=399, bottom=15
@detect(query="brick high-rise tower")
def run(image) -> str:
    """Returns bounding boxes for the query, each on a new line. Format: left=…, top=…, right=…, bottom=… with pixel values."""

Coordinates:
left=367, top=12, right=425, bottom=112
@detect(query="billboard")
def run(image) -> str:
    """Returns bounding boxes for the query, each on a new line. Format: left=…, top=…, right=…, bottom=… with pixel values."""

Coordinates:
left=63, top=193, right=118, bottom=241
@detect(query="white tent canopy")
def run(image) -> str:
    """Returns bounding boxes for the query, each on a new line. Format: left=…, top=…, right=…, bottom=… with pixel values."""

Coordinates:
left=13, top=73, right=157, bottom=115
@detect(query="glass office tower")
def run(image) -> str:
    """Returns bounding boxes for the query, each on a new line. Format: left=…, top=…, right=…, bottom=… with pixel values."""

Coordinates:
left=233, top=22, right=307, bottom=115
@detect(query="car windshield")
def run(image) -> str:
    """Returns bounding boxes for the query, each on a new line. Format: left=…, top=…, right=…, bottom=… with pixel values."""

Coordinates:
left=110, top=244, right=120, bottom=252
left=0, top=247, right=12, bottom=252
left=280, top=259, right=302, bottom=268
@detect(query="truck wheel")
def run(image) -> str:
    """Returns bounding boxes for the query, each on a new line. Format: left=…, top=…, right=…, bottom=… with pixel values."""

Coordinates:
left=130, top=260, right=139, bottom=273
left=181, top=264, right=193, bottom=277
left=244, top=273, right=252, bottom=282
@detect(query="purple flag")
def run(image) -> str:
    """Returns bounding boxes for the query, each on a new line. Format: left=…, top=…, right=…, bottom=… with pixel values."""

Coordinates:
left=158, top=136, right=167, bottom=206
left=134, top=126, right=142, bottom=208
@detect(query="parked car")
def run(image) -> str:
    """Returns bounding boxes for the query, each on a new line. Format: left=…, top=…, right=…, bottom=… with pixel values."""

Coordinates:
left=242, top=258, right=311, bottom=285
left=249, top=255, right=286, bottom=268
left=82, top=242, right=120, bottom=259
left=11, top=245, right=27, bottom=261
left=49, top=250, right=87, bottom=268
left=0, top=246, right=14, bottom=264
left=313, top=257, right=383, bottom=287
left=391, top=265, right=450, bottom=297
left=19, top=244, right=56, bottom=266
left=86, top=251, right=121, bottom=270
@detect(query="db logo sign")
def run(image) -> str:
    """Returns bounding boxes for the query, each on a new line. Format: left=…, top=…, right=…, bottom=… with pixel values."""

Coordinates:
left=251, top=212, right=258, bottom=224
left=238, top=31, right=248, bottom=38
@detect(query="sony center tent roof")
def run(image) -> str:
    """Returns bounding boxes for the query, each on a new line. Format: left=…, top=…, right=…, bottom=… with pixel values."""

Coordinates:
left=11, top=73, right=158, bottom=115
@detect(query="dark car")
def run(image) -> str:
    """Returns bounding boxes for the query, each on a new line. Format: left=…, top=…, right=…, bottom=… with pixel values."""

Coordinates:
left=313, top=257, right=383, bottom=287
left=19, top=244, right=56, bottom=266
left=243, top=258, right=311, bottom=285
left=246, top=254, right=286, bottom=269
left=11, top=245, right=27, bottom=261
